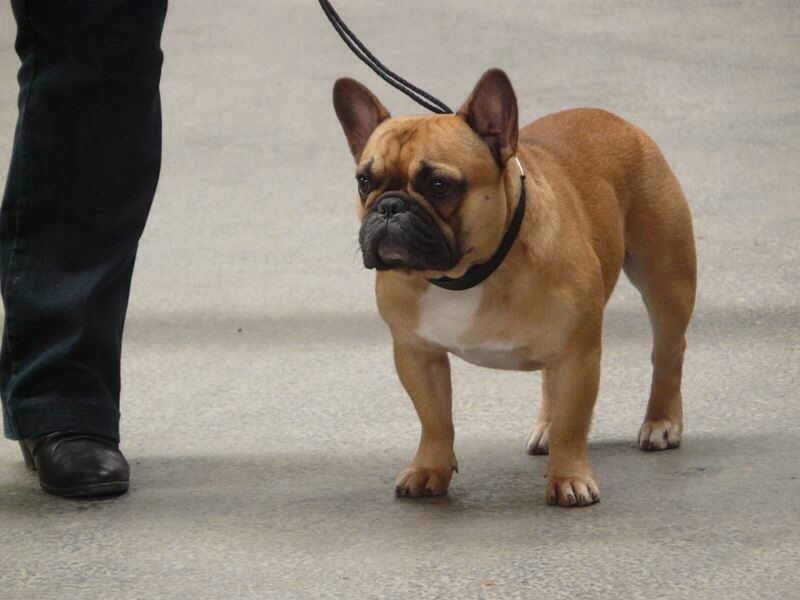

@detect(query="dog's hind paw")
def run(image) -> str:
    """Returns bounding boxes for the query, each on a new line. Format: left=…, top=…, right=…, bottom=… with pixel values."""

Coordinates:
left=638, top=419, right=682, bottom=451
left=525, top=422, right=550, bottom=455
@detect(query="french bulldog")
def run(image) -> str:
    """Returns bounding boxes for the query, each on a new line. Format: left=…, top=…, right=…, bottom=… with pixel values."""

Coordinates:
left=332, top=69, right=696, bottom=507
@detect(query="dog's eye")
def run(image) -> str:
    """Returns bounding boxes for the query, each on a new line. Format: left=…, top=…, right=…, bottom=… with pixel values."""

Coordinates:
left=357, top=174, right=372, bottom=196
left=429, top=178, right=451, bottom=198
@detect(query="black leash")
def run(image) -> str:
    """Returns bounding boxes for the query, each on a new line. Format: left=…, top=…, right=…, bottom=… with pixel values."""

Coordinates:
left=320, top=0, right=527, bottom=291
left=318, top=0, right=453, bottom=114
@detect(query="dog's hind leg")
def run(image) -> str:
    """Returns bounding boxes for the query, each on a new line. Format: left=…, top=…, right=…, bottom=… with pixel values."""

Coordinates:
left=526, top=368, right=555, bottom=455
left=623, top=146, right=697, bottom=451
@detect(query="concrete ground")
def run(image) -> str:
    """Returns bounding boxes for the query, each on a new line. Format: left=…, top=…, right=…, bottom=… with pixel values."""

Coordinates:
left=1, top=1, right=798, bottom=598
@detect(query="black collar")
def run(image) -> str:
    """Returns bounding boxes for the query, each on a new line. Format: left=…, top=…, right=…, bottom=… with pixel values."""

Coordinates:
left=428, top=159, right=527, bottom=291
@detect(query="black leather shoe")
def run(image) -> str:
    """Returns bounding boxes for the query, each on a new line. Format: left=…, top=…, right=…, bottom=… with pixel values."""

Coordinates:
left=19, top=432, right=130, bottom=498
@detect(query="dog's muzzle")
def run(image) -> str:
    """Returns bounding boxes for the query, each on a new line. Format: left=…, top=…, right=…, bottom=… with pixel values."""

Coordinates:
left=358, top=192, right=457, bottom=271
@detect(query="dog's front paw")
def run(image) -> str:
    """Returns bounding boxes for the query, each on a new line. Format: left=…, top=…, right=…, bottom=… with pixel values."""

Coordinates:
left=394, top=465, right=455, bottom=498
left=638, top=419, right=682, bottom=451
left=525, top=422, right=550, bottom=455
left=546, top=470, right=600, bottom=507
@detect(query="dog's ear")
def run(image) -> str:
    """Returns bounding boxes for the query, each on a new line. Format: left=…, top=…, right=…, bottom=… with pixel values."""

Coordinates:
left=458, top=69, right=519, bottom=168
left=333, top=78, right=390, bottom=162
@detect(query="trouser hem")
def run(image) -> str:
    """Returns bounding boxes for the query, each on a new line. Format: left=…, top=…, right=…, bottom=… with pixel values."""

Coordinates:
left=5, top=402, right=120, bottom=442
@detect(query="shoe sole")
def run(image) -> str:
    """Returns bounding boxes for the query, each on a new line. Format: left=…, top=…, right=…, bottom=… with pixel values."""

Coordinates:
left=40, top=480, right=129, bottom=498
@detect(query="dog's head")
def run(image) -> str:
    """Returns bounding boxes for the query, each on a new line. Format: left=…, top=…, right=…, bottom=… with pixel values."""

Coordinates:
left=332, top=69, right=519, bottom=278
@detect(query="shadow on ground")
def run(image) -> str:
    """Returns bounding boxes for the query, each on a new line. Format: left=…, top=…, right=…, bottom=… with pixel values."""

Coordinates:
left=1, top=432, right=797, bottom=598
left=2, top=432, right=797, bottom=523
left=120, top=303, right=800, bottom=348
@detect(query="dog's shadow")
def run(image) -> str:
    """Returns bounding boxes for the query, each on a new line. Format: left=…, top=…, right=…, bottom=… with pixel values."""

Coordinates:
left=2, top=431, right=782, bottom=547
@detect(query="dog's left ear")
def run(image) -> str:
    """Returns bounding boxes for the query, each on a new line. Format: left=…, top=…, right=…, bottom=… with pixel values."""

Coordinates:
left=458, top=68, right=519, bottom=168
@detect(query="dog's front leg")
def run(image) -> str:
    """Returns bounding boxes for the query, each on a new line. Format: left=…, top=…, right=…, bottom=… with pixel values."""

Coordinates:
left=392, top=340, right=457, bottom=497
left=546, top=339, right=602, bottom=507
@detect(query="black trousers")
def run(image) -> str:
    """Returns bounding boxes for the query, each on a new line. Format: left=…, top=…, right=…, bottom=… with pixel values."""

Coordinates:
left=0, top=1, right=167, bottom=441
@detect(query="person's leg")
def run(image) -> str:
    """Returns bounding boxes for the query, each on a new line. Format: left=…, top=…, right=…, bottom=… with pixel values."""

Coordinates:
left=0, top=0, right=167, bottom=493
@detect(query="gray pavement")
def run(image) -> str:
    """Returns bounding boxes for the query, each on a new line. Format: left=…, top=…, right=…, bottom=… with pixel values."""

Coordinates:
left=1, top=1, right=799, bottom=598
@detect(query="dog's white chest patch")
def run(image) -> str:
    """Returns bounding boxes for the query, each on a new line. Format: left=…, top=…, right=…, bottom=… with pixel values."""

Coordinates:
left=416, top=285, right=484, bottom=351
left=416, top=285, right=523, bottom=369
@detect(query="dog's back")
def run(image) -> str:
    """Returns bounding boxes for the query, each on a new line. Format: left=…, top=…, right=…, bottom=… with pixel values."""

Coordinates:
left=520, top=108, right=695, bottom=298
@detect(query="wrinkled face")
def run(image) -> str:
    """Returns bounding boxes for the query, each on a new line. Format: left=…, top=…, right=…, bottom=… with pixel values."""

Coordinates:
left=333, top=69, right=519, bottom=277
left=355, top=116, right=504, bottom=273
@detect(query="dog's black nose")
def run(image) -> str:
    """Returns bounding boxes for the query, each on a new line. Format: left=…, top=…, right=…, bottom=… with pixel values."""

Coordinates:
left=376, top=195, right=408, bottom=218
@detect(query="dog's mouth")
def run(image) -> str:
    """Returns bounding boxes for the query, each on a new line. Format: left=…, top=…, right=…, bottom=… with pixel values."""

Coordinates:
left=359, top=202, right=458, bottom=272
left=377, top=236, right=415, bottom=265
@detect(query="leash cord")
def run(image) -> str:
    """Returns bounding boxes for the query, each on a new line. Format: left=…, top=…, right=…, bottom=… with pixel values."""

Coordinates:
left=318, top=0, right=454, bottom=114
